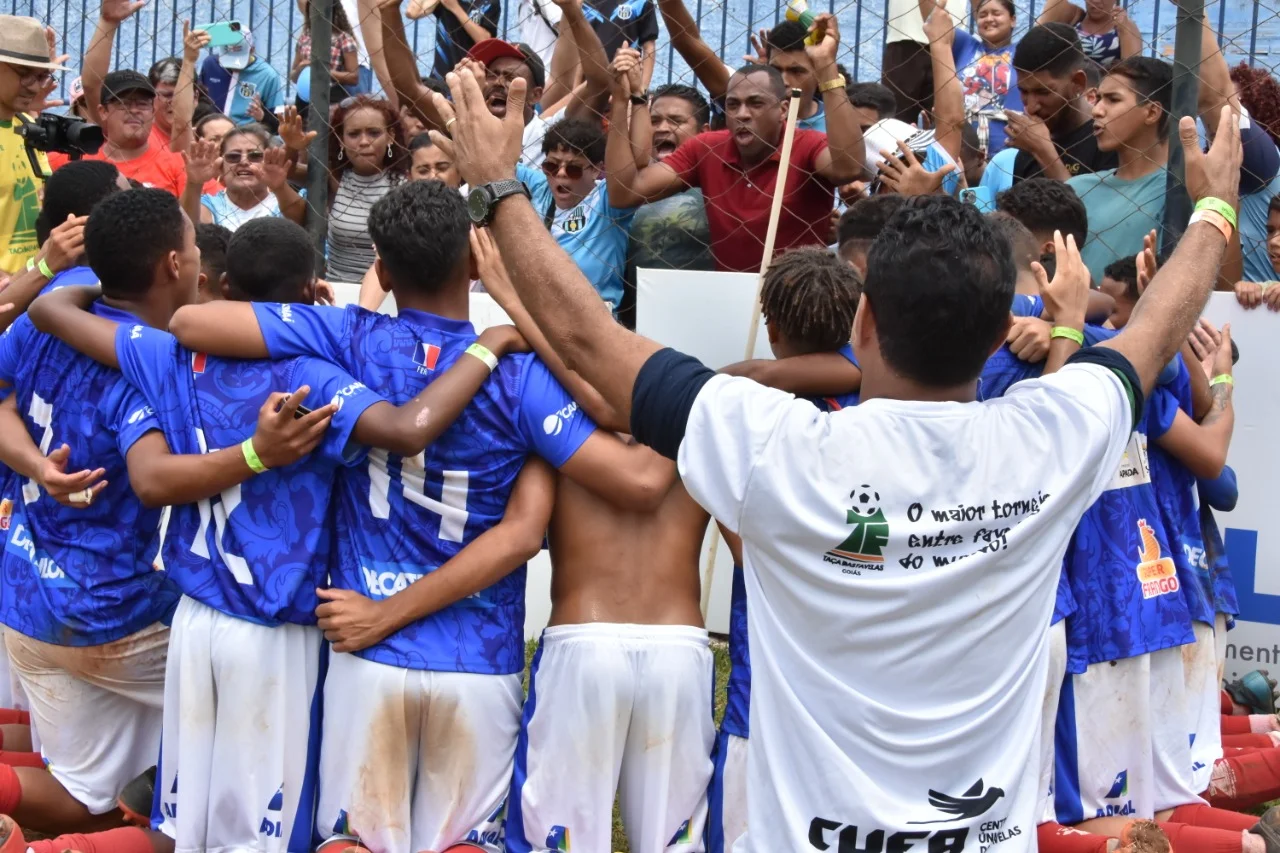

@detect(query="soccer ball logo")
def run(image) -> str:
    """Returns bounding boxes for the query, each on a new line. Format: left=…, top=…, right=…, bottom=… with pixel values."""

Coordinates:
left=849, top=486, right=880, bottom=517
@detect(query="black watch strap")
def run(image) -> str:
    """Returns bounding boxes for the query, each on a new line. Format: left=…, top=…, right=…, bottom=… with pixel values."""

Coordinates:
left=629, top=92, right=649, bottom=106
left=473, top=179, right=530, bottom=226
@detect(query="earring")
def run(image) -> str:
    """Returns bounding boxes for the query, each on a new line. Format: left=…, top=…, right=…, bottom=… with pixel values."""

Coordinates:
left=387, top=144, right=393, bottom=158
left=338, top=148, right=345, bottom=161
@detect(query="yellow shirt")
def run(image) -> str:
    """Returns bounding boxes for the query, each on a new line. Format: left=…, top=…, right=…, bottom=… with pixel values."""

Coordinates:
left=0, top=118, right=46, bottom=275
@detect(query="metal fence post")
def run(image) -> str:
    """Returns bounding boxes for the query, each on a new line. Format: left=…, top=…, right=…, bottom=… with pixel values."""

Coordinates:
left=1161, top=0, right=1204, bottom=257
left=307, top=0, right=334, bottom=273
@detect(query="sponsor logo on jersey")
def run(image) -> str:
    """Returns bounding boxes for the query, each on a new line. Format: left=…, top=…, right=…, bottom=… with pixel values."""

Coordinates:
left=812, top=780, right=1014, bottom=852
left=330, top=380, right=367, bottom=411
left=1106, top=432, right=1151, bottom=491
left=613, top=1, right=636, bottom=19
left=414, top=342, right=442, bottom=373
left=331, top=809, right=352, bottom=836
left=9, top=523, right=70, bottom=584
left=1135, top=519, right=1179, bottom=599
left=130, top=324, right=144, bottom=340
left=1094, top=769, right=1134, bottom=817
left=824, top=484, right=889, bottom=572
left=468, top=6, right=486, bottom=21
left=465, top=798, right=506, bottom=847
left=0, top=498, right=10, bottom=531
left=546, top=825, right=570, bottom=850
left=127, top=405, right=155, bottom=425
left=280, top=304, right=294, bottom=324
left=361, top=563, right=426, bottom=598
left=668, top=819, right=692, bottom=845
left=543, top=401, right=579, bottom=436
left=191, top=351, right=208, bottom=374
left=259, top=786, right=284, bottom=838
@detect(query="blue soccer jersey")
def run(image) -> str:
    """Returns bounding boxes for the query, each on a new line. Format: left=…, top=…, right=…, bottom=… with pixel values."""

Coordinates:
left=1147, top=372, right=1216, bottom=627
left=250, top=303, right=597, bottom=674
left=115, top=323, right=384, bottom=626
left=0, top=303, right=180, bottom=646
left=722, top=348, right=862, bottom=741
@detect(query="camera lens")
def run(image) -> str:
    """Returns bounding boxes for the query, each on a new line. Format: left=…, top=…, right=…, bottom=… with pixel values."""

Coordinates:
left=66, top=121, right=104, bottom=154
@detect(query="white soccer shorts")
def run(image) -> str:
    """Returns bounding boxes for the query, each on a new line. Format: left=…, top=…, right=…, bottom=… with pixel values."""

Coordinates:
left=1039, top=620, right=1068, bottom=824
left=707, top=731, right=747, bottom=853
left=5, top=621, right=167, bottom=814
left=1184, top=621, right=1222, bottom=795
left=506, top=623, right=715, bottom=853
left=154, top=596, right=323, bottom=853
left=316, top=651, right=521, bottom=853
left=0, top=627, right=29, bottom=713
left=1149, top=644, right=1205, bottom=812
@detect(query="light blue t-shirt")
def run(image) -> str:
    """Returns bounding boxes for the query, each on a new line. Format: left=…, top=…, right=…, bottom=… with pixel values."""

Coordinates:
left=518, top=164, right=636, bottom=313
left=199, top=56, right=285, bottom=126
left=797, top=103, right=826, bottom=132
left=1068, top=167, right=1167, bottom=284
left=922, top=142, right=962, bottom=197
left=980, top=146, right=1019, bottom=195
left=1239, top=174, right=1280, bottom=283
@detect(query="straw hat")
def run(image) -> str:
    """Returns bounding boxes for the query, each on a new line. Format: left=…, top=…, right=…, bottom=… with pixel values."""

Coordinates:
left=0, top=15, right=68, bottom=72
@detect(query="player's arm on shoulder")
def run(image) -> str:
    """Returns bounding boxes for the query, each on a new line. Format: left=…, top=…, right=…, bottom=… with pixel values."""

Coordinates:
left=27, top=286, right=120, bottom=368
left=558, top=432, right=676, bottom=512
left=352, top=326, right=530, bottom=457
left=125, top=388, right=339, bottom=507
left=719, top=351, right=862, bottom=397
left=317, top=456, right=555, bottom=653
left=168, top=301, right=268, bottom=357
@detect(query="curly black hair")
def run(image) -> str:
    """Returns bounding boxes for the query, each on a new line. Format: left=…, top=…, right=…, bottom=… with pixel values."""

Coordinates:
left=760, top=247, right=862, bottom=354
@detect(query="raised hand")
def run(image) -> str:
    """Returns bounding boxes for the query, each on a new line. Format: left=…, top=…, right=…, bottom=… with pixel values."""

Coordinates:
left=404, top=0, right=439, bottom=19
left=100, top=0, right=146, bottom=23
left=183, top=137, right=222, bottom=186
left=261, top=146, right=292, bottom=192
left=470, top=226, right=516, bottom=305
left=877, top=140, right=955, bottom=196
left=183, top=20, right=211, bottom=60
left=1182, top=104, right=1242, bottom=209
left=250, top=387, right=338, bottom=469
left=278, top=105, right=318, bottom=151
left=429, top=64, right=523, bottom=187
left=1135, top=228, right=1158, bottom=292
left=1033, top=230, right=1090, bottom=328
left=742, top=28, right=770, bottom=64
left=923, top=0, right=955, bottom=46
left=611, top=42, right=644, bottom=95
left=805, top=13, right=840, bottom=67
left=39, top=215, right=89, bottom=275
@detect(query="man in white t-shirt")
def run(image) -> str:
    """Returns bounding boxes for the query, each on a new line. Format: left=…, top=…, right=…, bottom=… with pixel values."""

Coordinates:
left=434, top=67, right=1246, bottom=851
left=882, top=0, right=962, bottom=123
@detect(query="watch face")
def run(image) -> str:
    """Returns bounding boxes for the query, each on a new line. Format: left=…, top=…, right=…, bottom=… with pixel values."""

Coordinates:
left=467, top=186, right=490, bottom=223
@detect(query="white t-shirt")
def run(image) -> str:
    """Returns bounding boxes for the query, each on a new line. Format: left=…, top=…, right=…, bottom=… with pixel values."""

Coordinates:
left=886, top=0, right=963, bottom=44
left=518, top=0, right=561, bottom=74
left=677, top=363, right=1133, bottom=852
left=522, top=109, right=555, bottom=167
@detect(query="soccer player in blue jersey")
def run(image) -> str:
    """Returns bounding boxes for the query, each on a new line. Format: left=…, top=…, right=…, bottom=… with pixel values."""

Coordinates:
left=21, top=214, right=544, bottom=853
left=168, top=180, right=675, bottom=853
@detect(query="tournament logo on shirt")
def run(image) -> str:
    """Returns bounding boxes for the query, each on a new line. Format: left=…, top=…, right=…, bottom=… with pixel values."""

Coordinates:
left=824, top=485, right=889, bottom=572
left=0, top=498, right=11, bottom=532
left=413, top=342, right=442, bottom=374
left=546, top=825, right=570, bottom=851
left=1136, top=519, right=1179, bottom=599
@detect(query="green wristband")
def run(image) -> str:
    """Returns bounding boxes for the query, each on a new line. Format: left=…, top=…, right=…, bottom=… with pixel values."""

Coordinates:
left=27, top=256, right=53, bottom=278
left=1209, top=373, right=1234, bottom=387
left=1050, top=325, right=1085, bottom=346
left=241, top=437, right=268, bottom=474
left=465, top=342, right=498, bottom=371
left=1194, top=197, right=1238, bottom=230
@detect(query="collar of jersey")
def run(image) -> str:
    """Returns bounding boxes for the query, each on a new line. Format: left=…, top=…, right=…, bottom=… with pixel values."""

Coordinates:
left=91, top=300, right=145, bottom=325
left=396, top=307, right=476, bottom=336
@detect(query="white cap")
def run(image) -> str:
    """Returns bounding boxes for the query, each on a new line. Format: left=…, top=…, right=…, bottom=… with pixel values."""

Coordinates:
left=862, top=118, right=940, bottom=176
left=216, top=29, right=254, bottom=71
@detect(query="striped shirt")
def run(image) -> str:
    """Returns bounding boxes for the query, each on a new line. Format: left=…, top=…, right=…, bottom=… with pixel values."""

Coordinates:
left=326, top=170, right=399, bottom=282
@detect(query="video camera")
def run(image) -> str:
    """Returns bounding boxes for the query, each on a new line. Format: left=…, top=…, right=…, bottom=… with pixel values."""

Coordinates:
left=15, top=112, right=104, bottom=179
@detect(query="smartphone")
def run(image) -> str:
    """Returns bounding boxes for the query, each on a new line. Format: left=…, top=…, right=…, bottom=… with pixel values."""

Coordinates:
left=194, top=20, right=243, bottom=47
left=294, top=404, right=313, bottom=419
left=960, top=186, right=996, bottom=213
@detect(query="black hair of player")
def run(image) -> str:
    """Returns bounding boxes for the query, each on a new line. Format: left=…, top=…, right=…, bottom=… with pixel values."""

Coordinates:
left=542, top=116, right=606, bottom=165
left=1013, top=23, right=1085, bottom=76
left=847, top=82, right=897, bottom=120
left=84, top=188, right=186, bottom=299
left=767, top=20, right=809, bottom=55
left=1103, top=256, right=1140, bottom=302
left=838, top=195, right=907, bottom=246
left=1106, top=56, right=1173, bottom=135
left=36, top=160, right=123, bottom=246
left=651, top=83, right=711, bottom=127
left=368, top=180, right=470, bottom=293
left=986, top=211, right=1040, bottom=272
left=409, top=132, right=440, bottom=153
left=1038, top=252, right=1057, bottom=280
left=864, top=196, right=1015, bottom=387
left=761, top=247, right=862, bottom=354
left=733, top=64, right=787, bottom=100
left=996, top=177, right=1088, bottom=248
left=224, top=218, right=315, bottom=303
left=195, top=223, right=232, bottom=284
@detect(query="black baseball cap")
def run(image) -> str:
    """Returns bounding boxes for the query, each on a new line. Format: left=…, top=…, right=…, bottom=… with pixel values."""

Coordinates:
left=100, top=69, right=155, bottom=104
left=468, top=39, right=545, bottom=90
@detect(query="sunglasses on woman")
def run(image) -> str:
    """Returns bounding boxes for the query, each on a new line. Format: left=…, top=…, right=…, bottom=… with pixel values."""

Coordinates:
left=223, top=150, right=265, bottom=164
left=541, top=159, right=586, bottom=180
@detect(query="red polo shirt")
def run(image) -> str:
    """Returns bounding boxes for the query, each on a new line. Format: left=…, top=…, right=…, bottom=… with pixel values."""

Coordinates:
left=661, top=128, right=835, bottom=272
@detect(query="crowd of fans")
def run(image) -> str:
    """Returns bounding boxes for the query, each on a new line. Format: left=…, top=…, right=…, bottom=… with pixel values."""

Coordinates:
left=0, top=0, right=1278, bottom=852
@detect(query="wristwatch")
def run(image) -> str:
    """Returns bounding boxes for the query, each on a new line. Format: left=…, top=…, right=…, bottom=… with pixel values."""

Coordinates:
left=629, top=91, right=649, bottom=106
left=467, top=179, right=531, bottom=227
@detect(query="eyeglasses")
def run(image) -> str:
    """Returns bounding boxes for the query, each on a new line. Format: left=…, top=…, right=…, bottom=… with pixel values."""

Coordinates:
left=223, top=149, right=265, bottom=164
left=484, top=67, right=521, bottom=86
left=541, top=159, right=586, bottom=180
left=3, top=64, right=54, bottom=86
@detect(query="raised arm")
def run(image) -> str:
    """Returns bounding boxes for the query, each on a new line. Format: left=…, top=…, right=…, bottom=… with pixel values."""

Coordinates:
left=83, top=0, right=145, bottom=120
left=808, top=17, right=863, bottom=185
left=27, top=286, right=117, bottom=366
left=380, top=0, right=449, bottom=131
left=1100, top=107, right=1242, bottom=395
left=1035, top=0, right=1079, bottom=25
left=315, top=455, right=555, bottom=652
left=439, top=0, right=497, bottom=47
left=170, top=23, right=209, bottom=154
left=926, top=0, right=964, bottom=164
left=656, top=0, right=730, bottom=100
left=603, top=71, right=686, bottom=208
left=557, top=0, right=613, bottom=122
left=181, top=138, right=220, bottom=227
left=169, top=301, right=269, bottom=357
left=434, top=68, right=664, bottom=426
left=1153, top=324, right=1234, bottom=479
left=263, top=147, right=308, bottom=225
left=1113, top=7, right=1142, bottom=61
left=540, top=2, right=579, bottom=109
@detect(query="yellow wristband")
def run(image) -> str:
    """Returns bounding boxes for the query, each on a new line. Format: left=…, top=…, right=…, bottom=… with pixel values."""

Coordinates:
left=818, top=74, right=847, bottom=93
left=1050, top=325, right=1085, bottom=346
left=241, top=437, right=268, bottom=474
left=1194, top=197, right=1238, bottom=230
left=37, top=258, right=53, bottom=279
left=465, top=342, right=498, bottom=372
left=1209, top=373, right=1234, bottom=387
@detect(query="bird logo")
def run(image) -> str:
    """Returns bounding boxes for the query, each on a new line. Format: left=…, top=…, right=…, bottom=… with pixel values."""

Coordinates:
left=909, top=779, right=1006, bottom=823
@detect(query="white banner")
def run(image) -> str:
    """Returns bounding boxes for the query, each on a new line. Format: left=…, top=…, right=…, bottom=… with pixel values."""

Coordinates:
left=1202, top=292, right=1280, bottom=680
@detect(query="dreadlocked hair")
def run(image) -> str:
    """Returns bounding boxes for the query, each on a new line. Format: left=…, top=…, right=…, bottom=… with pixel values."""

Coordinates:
left=760, top=247, right=862, bottom=354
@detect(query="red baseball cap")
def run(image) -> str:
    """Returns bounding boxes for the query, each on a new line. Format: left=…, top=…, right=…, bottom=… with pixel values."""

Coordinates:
left=466, top=38, right=545, bottom=89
